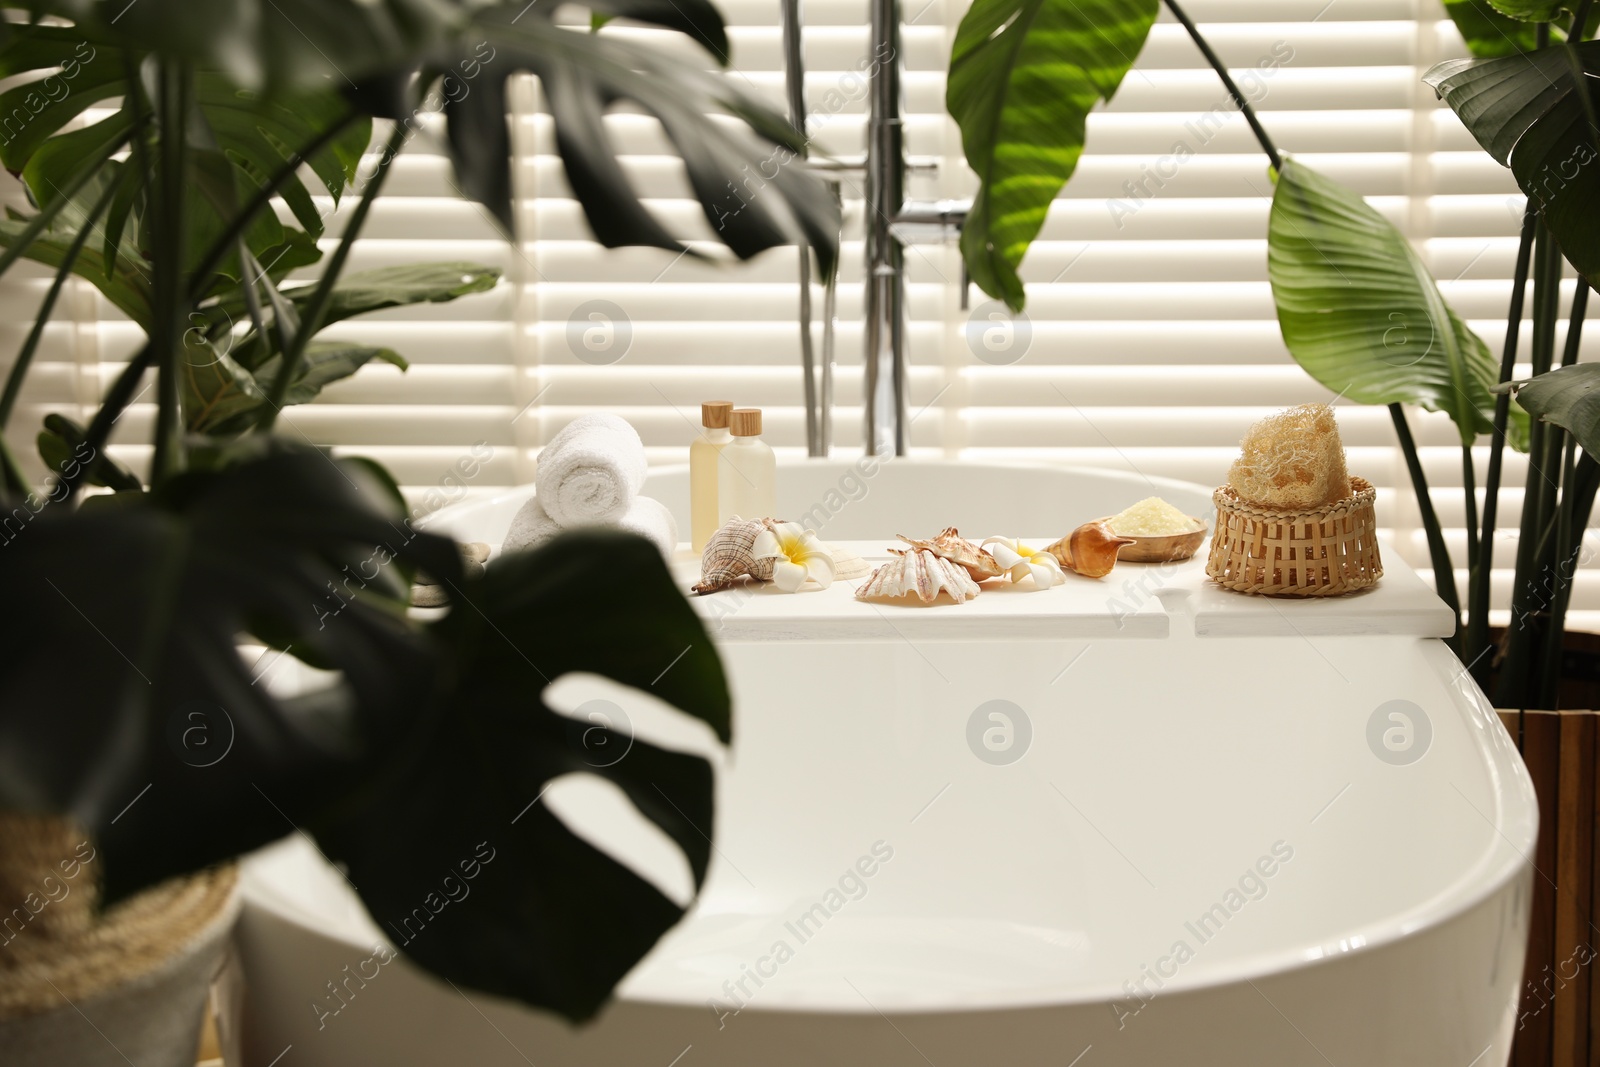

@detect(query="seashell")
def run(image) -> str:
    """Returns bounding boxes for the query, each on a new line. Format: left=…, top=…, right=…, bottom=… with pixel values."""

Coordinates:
left=896, top=527, right=1004, bottom=581
left=1046, top=520, right=1137, bottom=579
left=693, top=517, right=781, bottom=594
left=825, top=543, right=872, bottom=581
left=855, top=548, right=982, bottom=604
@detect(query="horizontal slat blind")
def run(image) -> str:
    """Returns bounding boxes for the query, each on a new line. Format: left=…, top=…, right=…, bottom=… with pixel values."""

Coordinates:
left=3, top=0, right=1594, bottom=627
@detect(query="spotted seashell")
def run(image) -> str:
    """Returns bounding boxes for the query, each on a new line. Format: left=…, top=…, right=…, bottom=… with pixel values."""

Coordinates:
left=692, top=516, right=781, bottom=595
left=855, top=548, right=981, bottom=604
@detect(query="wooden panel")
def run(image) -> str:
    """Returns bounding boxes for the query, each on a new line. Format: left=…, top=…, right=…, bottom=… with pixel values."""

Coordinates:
left=1523, top=710, right=1562, bottom=1067
left=1556, top=712, right=1595, bottom=1064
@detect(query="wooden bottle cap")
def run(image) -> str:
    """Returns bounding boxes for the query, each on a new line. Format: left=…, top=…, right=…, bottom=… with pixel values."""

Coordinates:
left=701, top=401, right=733, bottom=429
left=730, top=408, right=762, bottom=437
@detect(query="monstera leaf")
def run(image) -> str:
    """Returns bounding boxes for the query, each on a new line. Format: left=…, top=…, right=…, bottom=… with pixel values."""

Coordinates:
left=1268, top=160, right=1515, bottom=447
left=1506, top=363, right=1600, bottom=454
left=947, top=0, right=1159, bottom=311
left=441, top=3, right=839, bottom=275
left=0, top=23, right=367, bottom=286
left=0, top=445, right=461, bottom=899
left=12, top=0, right=461, bottom=93
left=1441, top=0, right=1541, bottom=54
left=317, top=532, right=732, bottom=1022
left=1424, top=41, right=1600, bottom=281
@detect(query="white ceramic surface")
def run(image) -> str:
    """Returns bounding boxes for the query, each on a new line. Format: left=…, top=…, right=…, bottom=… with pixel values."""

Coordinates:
left=238, top=459, right=1534, bottom=1067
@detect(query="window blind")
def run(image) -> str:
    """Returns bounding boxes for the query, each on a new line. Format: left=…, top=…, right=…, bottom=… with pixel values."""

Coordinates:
left=1, top=0, right=1590, bottom=624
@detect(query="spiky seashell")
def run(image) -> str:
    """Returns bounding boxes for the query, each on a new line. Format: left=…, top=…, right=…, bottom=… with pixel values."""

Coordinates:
left=855, top=548, right=982, bottom=604
left=693, top=517, right=781, bottom=594
left=1046, top=520, right=1136, bottom=579
left=896, top=527, right=1004, bottom=580
left=826, top=543, right=872, bottom=581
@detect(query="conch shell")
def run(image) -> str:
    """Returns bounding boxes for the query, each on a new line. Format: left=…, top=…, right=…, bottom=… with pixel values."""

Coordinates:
left=896, top=527, right=1004, bottom=581
left=856, top=548, right=982, bottom=604
left=693, top=517, right=782, bottom=594
left=1046, top=520, right=1135, bottom=578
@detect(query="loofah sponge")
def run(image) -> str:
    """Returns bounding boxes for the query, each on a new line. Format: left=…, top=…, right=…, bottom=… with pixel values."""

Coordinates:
left=1227, top=403, right=1351, bottom=510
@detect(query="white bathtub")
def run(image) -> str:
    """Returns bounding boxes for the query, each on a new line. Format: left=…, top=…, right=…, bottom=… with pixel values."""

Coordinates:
left=238, top=459, right=1534, bottom=1066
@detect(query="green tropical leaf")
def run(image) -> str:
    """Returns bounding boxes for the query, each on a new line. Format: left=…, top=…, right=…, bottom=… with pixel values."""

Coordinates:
left=316, top=531, right=731, bottom=1023
left=208, top=262, right=502, bottom=334
left=1442, top=0, right=1541, bottom=54
left=0, top=445, right=461, bottom=900
left=192, top=342, right=406, bottom=435
left=1267, top=160, right=1511, bottom=447
left=947, top=0, right=1159, bottom=311
left=36, top=413, right=141, bottom=492
left=444, top=7, right=839, bottom=275
left=1424, top=42, right=1600, bottom=281
left=1488, top=0, right=1567, bottom=20
left=1505, top=362, right=1600, bottom=454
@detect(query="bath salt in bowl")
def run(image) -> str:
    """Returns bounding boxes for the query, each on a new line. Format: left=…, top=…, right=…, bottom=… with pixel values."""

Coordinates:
left=1103, top=496, right=1207, bottom=563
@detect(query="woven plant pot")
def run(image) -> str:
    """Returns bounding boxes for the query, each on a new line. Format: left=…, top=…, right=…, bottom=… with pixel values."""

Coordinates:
left=1206, top=475, right=1382, bottom=597
left=0, top=815, right=240, bottom=1067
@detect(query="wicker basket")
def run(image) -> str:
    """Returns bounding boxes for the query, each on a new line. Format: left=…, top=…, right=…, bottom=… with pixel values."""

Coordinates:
left=1206, top=475, right=1382, bottom=596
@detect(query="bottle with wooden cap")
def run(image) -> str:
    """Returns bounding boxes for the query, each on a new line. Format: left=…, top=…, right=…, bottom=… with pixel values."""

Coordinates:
left=718, top=407, right=775, bottom=527
left=690, top=400, right=734, bottom=552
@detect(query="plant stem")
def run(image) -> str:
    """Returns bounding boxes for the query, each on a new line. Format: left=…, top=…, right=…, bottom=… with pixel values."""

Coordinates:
left=1468, top=203, right=1538, bottom=677
left=1162, top=0, right=1283, bottom=171
left=1392, top=402, right=1462, bottom=650
left=257, top=121, right=408, bottom=431
left=0, top=178, right=121, bottom=433
left=149, top=60, right=191, bottom=487
left=1498, top=218, right=1565, bottom=708
left=1535, top=281, right=1590, bottom=706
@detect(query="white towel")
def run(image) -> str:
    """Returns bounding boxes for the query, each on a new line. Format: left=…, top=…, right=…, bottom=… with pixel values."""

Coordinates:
left=502, top=494, right=678, bottom=564
left=502, top=496, right=562, bottom=554
left=615, top=495, right=679, bottom=563
left=534, top=414, right=647, bottom=526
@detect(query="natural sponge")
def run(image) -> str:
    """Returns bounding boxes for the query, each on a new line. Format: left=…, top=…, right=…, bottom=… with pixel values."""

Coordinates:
left=1227, top=403, right=1351, bottom=510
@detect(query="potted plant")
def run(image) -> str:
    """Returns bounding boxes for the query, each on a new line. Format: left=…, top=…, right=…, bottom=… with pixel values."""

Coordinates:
left=945, top=0, right=1594, bottom=709
left=0, top=1, right=838, bottom=1063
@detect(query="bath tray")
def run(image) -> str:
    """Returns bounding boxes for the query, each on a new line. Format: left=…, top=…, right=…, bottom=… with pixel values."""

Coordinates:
left=678, top=538, right=1455, bottom=642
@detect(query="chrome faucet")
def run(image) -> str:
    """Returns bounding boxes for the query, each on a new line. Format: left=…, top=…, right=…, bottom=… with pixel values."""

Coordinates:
left=781, top=0, right=970, bottom=457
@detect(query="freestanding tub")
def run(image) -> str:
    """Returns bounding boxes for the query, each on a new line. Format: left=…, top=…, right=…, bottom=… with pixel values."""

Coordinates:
left=238, top=459, right=1535, bottom=1066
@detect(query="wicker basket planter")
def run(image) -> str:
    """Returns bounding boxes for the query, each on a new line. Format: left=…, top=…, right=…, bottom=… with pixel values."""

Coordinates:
left=1206, top=475, right=1383, bottom=596
left=0, top=815, right=240, bottom=1067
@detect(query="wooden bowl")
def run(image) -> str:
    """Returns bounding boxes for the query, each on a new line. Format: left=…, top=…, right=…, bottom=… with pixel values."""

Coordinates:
left=1103, top=516, right=1208, bottom=563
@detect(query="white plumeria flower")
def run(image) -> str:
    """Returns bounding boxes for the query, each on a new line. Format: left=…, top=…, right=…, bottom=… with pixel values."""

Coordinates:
left=981, top=536, right=1064, bottom=590
left=752, top=522, right=836, bottom=592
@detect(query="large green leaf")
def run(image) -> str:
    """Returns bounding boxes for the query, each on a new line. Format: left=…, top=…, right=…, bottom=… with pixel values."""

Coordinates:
left=1424, top=42, right=1600, bottom=281
left=316, top=531, right=731, bottom=1022
left=442, top=6, right=839, bottom=275
left=1268, top=160, right=1510, bottom=447
left=16, top=0, right=466, bottom=94
left=195, top=341, right=406, bottom=435
left=1506, top=362, right=1600, bottom=454
left=1488, top=0, right=1567, bottom=20
left=947, top=0, right=1159, bottom=311
left=208, top=262, right=502, bottom=339
left=0, top=446, right=461, bottom=900
left=1442, top=0, right=1541, bottom=55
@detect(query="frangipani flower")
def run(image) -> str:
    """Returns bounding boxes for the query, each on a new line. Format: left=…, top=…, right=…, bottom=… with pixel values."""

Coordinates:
left=981, top=536, right=1065, bottom=590
left=752, top=522, right=836, bottom=592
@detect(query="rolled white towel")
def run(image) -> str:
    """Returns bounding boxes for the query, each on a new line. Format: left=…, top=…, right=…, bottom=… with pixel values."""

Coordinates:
left=534, top=414, right=647, bottom=526
left=502, top=496, right=562, bottom=554
left=615, top=495, right=679, bottom=563
left=502, top=494, right=678, bottom=564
